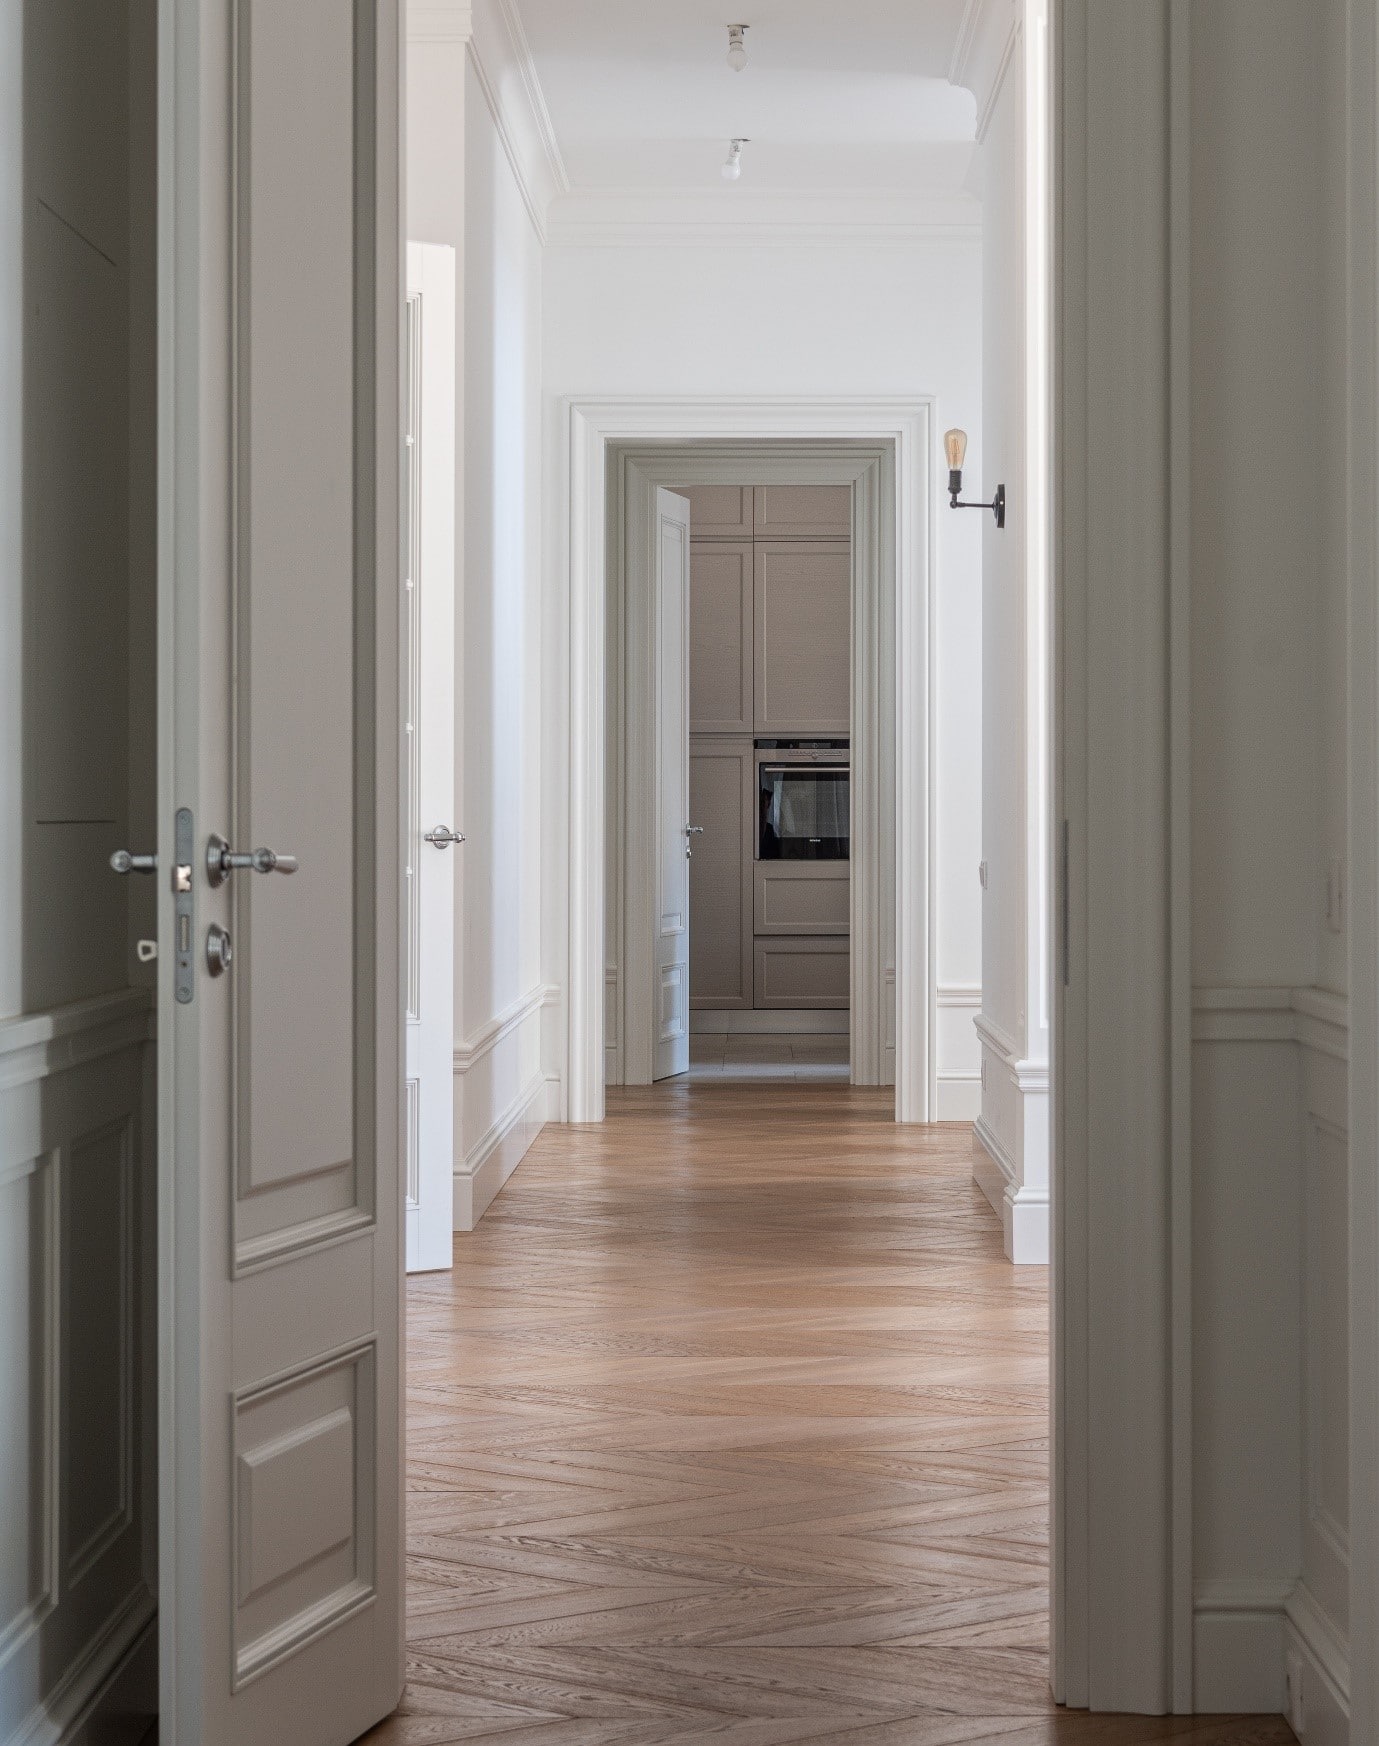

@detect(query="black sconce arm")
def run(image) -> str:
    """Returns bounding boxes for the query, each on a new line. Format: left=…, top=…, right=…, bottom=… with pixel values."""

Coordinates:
left=947, top=470, right=1007, bottom=529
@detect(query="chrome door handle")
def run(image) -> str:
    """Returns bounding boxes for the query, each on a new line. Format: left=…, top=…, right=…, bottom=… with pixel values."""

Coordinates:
left=110, top=850, right=158, bottom=875
left=423, top=825, right=465, bottom=849
left=206, top=833, right=299, bottom=887
left=685, top=825, right=705, bottom=835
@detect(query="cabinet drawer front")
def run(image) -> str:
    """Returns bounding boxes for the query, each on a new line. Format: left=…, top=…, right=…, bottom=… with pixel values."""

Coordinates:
left=754, top=937, right=850, bottom=1009
left=755, top=864, right=850, bottom=935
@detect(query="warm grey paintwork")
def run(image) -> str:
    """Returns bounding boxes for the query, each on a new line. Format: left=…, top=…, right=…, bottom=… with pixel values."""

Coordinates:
left=158, top=1, right=404, bottom=1741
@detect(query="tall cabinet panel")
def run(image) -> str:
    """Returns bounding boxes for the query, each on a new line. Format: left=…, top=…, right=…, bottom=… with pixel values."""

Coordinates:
left=753, top=483, right=853, bottom=539
left=689, top=541, right=753, bottom=735
left=753, top=541, right=851, bottom=737
left=688, top=741, right=754, bottom=1009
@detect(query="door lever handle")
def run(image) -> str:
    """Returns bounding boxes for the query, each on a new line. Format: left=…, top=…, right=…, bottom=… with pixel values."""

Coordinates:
left=685, top=825, right=705, bottom=835
left=423, top=825, right=465, bottom=849
left=111, top=850, right=158, bottom=875
left=206, top=833, right=299, bottom=887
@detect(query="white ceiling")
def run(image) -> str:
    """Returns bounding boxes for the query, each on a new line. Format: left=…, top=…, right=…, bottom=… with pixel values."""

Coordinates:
left=510, top=0, right=979, bottom=197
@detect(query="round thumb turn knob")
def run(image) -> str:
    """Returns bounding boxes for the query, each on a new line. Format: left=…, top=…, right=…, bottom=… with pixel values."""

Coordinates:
left=206, top=924, right=233, bottom=977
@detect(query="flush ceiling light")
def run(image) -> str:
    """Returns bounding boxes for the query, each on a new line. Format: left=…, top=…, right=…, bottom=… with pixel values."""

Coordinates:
left=727, top=24, right=749, bottom=71
left=722, top=137, right=748, bottom=181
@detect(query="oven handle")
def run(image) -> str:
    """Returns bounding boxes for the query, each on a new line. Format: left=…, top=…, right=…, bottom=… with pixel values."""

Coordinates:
left=759, top=764, right=850, bottom=778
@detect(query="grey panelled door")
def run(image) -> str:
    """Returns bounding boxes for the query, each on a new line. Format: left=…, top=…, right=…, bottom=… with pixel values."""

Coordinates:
left=159, top=3, right=403, bottom=1742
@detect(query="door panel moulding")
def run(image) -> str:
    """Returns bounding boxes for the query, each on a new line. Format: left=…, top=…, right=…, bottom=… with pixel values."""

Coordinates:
left=559, top=400, right=936, bottom=1125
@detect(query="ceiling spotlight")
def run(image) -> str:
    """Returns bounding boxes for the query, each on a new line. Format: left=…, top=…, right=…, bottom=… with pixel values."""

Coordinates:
left=726, top=24, right=749, bottom=72
left=722, top=138, right=748, bottom=181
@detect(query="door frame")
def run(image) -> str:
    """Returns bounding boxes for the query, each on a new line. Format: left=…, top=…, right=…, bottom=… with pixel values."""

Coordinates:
left=611, top=445, right=896, bottom=1096
left=559, top=398, right=937, bottom=1125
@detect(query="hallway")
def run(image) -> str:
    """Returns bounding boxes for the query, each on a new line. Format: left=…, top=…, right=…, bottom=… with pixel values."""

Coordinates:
left=369, top=1089, right=1290, bottom=1743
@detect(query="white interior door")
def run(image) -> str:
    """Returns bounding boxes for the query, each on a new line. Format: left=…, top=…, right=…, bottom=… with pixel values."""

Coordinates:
left=404, top=241, right=456, bottom=1274
left=654, top=489, right=692, bottom=1081
left=158, top=4, right=404, bottom=1741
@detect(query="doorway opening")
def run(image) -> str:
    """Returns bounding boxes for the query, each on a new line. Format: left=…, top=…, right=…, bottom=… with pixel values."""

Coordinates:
left=685, top=485, right=854, bottom=1084
left=563, top=405, right=941, bottom=1125
left=609, top=450, right=894, bottom=1098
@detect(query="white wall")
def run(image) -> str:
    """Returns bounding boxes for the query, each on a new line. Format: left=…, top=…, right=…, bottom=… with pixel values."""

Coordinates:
left=542, top=236, right=985, bottom=1111
left=408, top=8, right=551, bottom=1225
left=968, top=4, right=1051, bottom=1265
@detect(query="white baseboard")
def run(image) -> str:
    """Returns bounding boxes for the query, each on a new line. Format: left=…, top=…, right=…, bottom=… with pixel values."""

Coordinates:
left=973, top=1115, right=1048, bottom=1264
left=1192, top=1580, right=1290, bottom=1713
left=453, top=1072, right=550, bottom=1232
left=1285, top=1582, right=1349, bottom=1744
left=14, top=1589, right=156, bottom=1746
left=935, top=1069, right=981, bottom=1121
left=690, top=1008, right=850, bottom=1035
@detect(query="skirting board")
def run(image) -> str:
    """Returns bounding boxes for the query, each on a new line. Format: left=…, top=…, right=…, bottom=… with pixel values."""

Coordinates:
left=453, top=1073, right=552, bottom=1232
left=936, top=1069, right=981, bottom=1121
left=973, top=1115, right=1049, bottom=1264
left=14, top=1590, right=156, bottom=1746
left=690, top=1009, right=850, bottom=1035
left=1192, top=1582, right=1289, bottom=1713
left=1285, top=1583, right=1350, bottom=1745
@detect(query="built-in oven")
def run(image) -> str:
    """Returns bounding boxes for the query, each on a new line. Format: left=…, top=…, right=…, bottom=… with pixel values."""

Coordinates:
left=756, top=741, right=850, bottom=861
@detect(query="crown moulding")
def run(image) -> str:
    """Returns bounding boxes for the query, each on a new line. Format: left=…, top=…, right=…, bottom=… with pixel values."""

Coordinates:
left=948, top=0, right=1021, bottom=143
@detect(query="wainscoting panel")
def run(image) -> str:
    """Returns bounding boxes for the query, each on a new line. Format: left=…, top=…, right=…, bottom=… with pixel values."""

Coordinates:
left=453, top=985, right=556, bottom=1230
left=0, top=992, right=156, bottom=1746
left=1189, top=985, right=1349, bottom=1727
left=972, top=1009, right=1049, bottom=1264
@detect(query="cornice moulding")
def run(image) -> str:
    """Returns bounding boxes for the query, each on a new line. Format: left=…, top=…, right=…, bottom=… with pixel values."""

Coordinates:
left=948, top=0, right=1020, bottom=144
left=466, top=0, right=568, bottom=242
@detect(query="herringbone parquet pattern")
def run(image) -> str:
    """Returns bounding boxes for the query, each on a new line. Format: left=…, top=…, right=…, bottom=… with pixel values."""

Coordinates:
left=362, top=1084, right=1293, bottom=1746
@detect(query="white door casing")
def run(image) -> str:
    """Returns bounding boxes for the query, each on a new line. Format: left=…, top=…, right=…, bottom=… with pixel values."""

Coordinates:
left=651, top=490, right=692, bottom=1081
left=158, top=2, right=404, bottom=1740
left=404, top=241, right=456, bottom=1274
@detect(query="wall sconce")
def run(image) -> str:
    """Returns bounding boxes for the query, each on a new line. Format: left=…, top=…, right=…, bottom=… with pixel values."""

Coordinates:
left=944, top=429, right=1006, bottom=529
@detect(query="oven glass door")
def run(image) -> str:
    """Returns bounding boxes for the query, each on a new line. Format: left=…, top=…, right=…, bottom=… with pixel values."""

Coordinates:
left=758, top=764, right=849, bottom=860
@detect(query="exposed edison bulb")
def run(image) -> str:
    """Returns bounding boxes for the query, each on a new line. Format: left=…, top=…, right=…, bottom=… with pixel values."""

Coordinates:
left=944, top=428, right=968, bottom=471
left=722, top=139, right=746, bottom=181
left=727, top=24, right=748, bottom=71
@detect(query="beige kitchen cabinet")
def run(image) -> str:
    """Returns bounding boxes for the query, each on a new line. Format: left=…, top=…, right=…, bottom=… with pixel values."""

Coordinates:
left=754, top=540, right=851, bottom=736
left=754, top=936, right=851, bottom=1009
left=689, top=738, right=754, bottom=1008
left=678, top=483, right=754, bottom=538
left=754, top=862, right=850, bottom=936
left=689, top=540, right=753, bottom=734
left=753, top=483, right=853, bottom=539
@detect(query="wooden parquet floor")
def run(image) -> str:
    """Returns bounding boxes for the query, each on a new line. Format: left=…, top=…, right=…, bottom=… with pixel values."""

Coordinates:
left=363, top=1084, right=1293, bottom=1746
